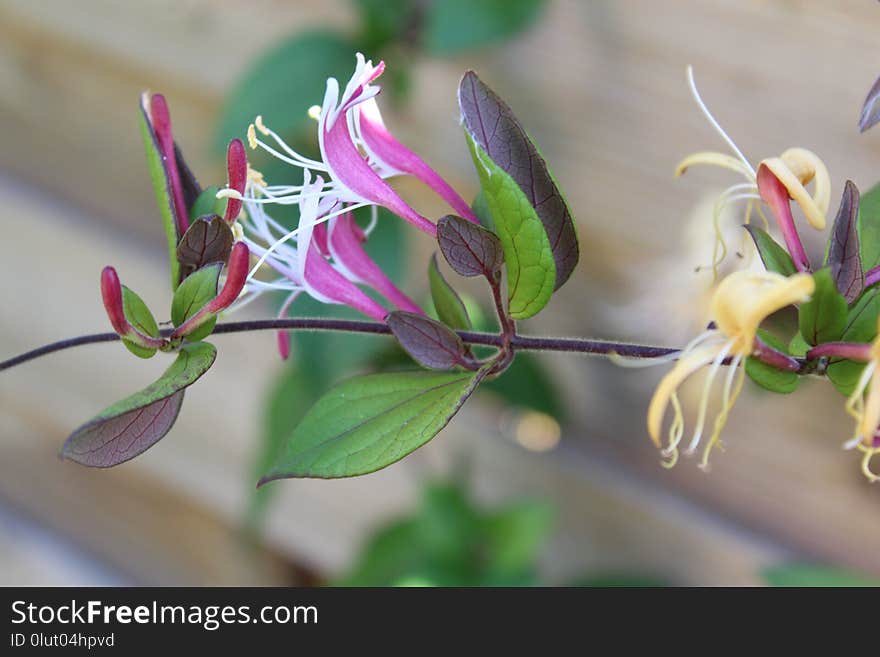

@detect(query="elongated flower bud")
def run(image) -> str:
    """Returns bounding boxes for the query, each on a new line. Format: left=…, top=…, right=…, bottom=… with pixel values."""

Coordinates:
left=100, top=266, right=129, bottom=336
left=224, top=138, right=247, bottom=224
left=149, top=94, right=189, bottom=234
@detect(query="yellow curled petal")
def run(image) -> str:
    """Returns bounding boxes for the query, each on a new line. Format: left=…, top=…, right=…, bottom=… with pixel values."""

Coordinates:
left=761, top=150, right=829, bottom=230
left=675, top=151, right=754, bottom=179
left=859, top=366, right=880, bottom=445
left=710, top=271, right=814, bottom=353
left=647, top=343, right=723, bottom=447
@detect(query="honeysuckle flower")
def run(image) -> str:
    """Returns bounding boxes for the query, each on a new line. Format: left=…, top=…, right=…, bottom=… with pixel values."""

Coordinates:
left=234, top=170, right=420, bottom=334
left=647, top=270, right=814, bottom=470
left=232, top=53, right=477, bottom=239
left=223, top=138, right=247, bottom=224
left=675, top=67, right=831, bottom=274
left=843, top=319, right=880, bottom=482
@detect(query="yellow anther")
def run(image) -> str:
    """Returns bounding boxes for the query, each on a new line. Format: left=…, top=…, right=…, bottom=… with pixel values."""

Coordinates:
left=247, top=164, right=266, bottom=188
left=216, top=188, right=244, bottom=201
left=308, top=105, right=322, bottom=121
left=247, top=124, right=258, bottom=150
left=255, top=115, right=270, bottom=135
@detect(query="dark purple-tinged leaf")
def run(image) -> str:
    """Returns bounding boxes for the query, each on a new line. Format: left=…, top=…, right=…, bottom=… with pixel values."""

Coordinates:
left=826, top=180, right=863, bottom=303
left=744, top=225, right=796, bottom=277
left=458, top=71, right=579, bottom=290
left=387, top=311, right=472, bottom=370
left=437, top=214, right=504, bottom=278
left=859, top=75, right=880, bottom=133
left=173, top=142, right=202, bottom=212
left=428, top=254, right=472, bottom=331
left=176, top=214, right=234, bottom=279
left=61, top=342, right=216, bottom=467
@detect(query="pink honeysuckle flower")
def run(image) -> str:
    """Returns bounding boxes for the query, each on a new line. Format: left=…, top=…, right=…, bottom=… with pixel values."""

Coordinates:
left=232, top=53, right=477, bottom=238
left=233, top=171, right=422, bottom=341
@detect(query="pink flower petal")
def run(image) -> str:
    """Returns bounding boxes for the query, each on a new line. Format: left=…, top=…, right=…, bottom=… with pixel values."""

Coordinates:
left=329, top=213, right=423, bottom=314
left=303, top=238, right=388, bottom=322
left=322, top=111, right=437, bottom=236
left=757, top=164, right=810, bottom=272
left=358, top=99, right=478, bottom=223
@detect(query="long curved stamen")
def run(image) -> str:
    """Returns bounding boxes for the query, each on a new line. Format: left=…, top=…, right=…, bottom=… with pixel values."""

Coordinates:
left=686, top=340, right=734, bottom=454
left=246, top=202, right=372, bottom=282
left=699, top=353, right=745, bottom=471
left=858, top=444, right=880, bottom=483
left=661, top=392, right=685, bottom=468
left=687, top=66, right=756, bottom=178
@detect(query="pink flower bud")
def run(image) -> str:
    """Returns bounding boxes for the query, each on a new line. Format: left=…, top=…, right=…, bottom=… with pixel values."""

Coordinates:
left=149, top=93, right=189, bottom=234
left=207, top=241, right=250, bottom=313
left=100, top=266, right=129, bottom=336
left=224, top=138, right=247, bottom=224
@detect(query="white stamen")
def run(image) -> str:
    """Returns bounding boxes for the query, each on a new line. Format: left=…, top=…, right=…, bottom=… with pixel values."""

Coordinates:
left=687, top=66, right=756, bottom=179
left=686, top=340, right=733, bottom=454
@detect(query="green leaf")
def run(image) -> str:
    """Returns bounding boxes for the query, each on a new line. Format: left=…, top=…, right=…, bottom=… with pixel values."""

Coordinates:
left=429, top=254, right=471, bottom=330
left=121, top=286, right=160, bottom=359
left=171, top=263, right=221, bottom=341
left=798, top=268, right=848, bottom=346
left=188, top=185, right=226, bottom=224
left=826, top=359, right=865, bottom=396
left=424, top=0, right=545, bottom=55
left=744, top=330, right=799, bottom=394
left=825, top=287, right=880, bottom=395
left=139, top=100, right=181, bottom=290
left=61, top=342, right=216, bottom=467
left=466, top=133, right=555, bottom=319
left=763, top=564, right=880, bottom=587
left=260, top=370, right=485, bottom=482
left=788, top=332, right=810, bottom=357
left=215, top=31, right=355, bottom=155
left=743, top=225, right=796, bottom=276
left=857, top=182, right=880, bottom=272
left=459, top=71, right=579, bottom=317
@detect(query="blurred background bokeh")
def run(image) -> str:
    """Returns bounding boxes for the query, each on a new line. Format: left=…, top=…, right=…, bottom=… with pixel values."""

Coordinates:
left=2, top=0, right=880, bottom=586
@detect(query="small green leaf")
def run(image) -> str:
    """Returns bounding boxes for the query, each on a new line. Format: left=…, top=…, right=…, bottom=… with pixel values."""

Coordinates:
left=139, top=99, right=181, bottom=290
left=188, top=186, right=226, bottom=224
left=788, top=332, right=810, bottom=357
left=436, top=214, right=504, bottom=278
left=763, top=564, right=880, bottom=587
left=429, top=254, right=471, bottom=331
left=61, top=342, right=216, bottom=467
left=121, top=286, right=159, bottom=359
left=745, top=330, right=799, bottom=394
left=825, top=288, right=880, bottom=395
left=424, top=0, right=545, bottom=55
left=798, top=268, right=848, bottom=346
left=826, top=359, right=865, bottom=396
left=171, top=263, right=221, bottom=341
left=857, top=182, right=880, bottom=272
left=261, top=370, right=485, bottom=481
left=744, top=225, right=796, bottom=276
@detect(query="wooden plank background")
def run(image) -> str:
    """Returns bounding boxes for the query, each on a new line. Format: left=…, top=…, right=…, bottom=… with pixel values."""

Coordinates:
left=2, top=0, right=880, bottom=585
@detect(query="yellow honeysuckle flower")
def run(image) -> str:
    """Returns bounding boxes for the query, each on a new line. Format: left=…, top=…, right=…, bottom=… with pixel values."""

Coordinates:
left=844, top=318, right=880, bottom=482
left=676, top=67, right=831, bottom=275
left=647, top=270, right=814, bottom=470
